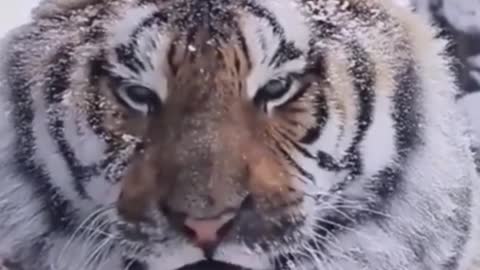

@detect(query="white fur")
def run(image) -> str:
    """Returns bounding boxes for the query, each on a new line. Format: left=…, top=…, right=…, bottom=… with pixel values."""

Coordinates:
left=107, top=5, right=171, bottom=101
left=242, top=1, right=310, bottom=101
left=32, top=0, right=99, bottom=19
left=0, top=26, right=51, bottom=258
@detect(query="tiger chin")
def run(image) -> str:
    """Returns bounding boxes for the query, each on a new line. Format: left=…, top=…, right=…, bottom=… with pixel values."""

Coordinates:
left=0, top=0, right=479, bottom=270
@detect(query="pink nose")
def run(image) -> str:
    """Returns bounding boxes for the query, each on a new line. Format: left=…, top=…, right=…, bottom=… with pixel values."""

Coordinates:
left=184, top=213, right=235, bottom=249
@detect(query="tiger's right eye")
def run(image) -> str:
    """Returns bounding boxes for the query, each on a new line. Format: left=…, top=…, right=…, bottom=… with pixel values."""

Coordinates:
left=253, top=77, right=293, bottom=111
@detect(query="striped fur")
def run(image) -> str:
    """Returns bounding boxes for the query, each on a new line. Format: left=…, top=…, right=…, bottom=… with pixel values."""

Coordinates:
left=0, top=0, right=478, bottom=270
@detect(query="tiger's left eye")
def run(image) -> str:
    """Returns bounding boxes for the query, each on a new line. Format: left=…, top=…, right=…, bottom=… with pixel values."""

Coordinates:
left=253, top=77, right=293, bottom=109
left=115, top=84, right=161, bottom=114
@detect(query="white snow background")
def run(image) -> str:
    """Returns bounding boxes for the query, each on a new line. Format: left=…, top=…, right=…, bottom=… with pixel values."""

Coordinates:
left=0, top=0, right=478, bottom=142
left=0, top=1, right=39, bottom=37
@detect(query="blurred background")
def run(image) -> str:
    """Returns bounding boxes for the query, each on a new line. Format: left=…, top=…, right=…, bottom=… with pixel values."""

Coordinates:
left=0, top=0, right=39, bottom=37
left=410, top=0, right=480, bottom=148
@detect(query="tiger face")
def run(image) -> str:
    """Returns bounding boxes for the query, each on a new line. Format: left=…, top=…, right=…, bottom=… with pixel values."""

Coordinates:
left=4, top=0, right=479, bottom=269
left=39, top=0, right=420, bottom=269
left=104, top=2, right=324, bottom=268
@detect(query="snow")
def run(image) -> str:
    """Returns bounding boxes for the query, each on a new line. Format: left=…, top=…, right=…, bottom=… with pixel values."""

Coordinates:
left=392, top=0, right=412, bottom=8
left=409, top=0, right=480, bottom=147
left=0, top=1, right=39, bottom=37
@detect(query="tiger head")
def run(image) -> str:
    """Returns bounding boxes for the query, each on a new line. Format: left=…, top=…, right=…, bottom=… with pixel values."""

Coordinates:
left=51, top=0, right=417, bottom=269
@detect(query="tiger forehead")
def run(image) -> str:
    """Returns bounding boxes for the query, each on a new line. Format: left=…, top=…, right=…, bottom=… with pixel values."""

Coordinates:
left=167, top=33, right=251, bottom=84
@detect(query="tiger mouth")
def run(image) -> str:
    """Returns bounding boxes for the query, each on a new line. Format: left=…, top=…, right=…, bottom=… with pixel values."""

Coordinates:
left=126, top=259, right=249, bottom=270
left=178, top=260, right=248, bottom=270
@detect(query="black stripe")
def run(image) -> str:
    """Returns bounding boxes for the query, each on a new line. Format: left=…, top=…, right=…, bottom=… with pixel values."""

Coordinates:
left=273, top=140, right=315, bottom=183
left=274, top=167, right=404, bottom=270
left=308, top=20, right=338, bottom=41
left=86, top=51, right=116, bottom=142
left=300, top=90, right=328, bottom=144
left=243, top=1, right=304, bottom=69
left=114, top=10, right=167, bottom=74
left=321, top=51, right=421, bottom=260
left=275, top=128, right=315, bottom=160
left=8, top=43, right=76, bottom=232
left=131, top=11, right=168, bottom=41
left=45, top=45, right=102, bottom=199
left=269, top=41, right=303, bottom=68
left=123, top=259, right=146, bottom=270
left=340, top=41, right=376, bottom=176
left=115, top=44, right=146, bottom=74
left=391, top=59, right=422, bottom=160
left=316, top=151, right=343, bottom=171
left=275, top=7, right=424, bottom=270
left=234, top=23, right=252, bottom=70
left=244, top=1, right=285, bottom=37
left=299, top=54, right=329, bottom=145
left=86, top=52, right=135, bottom=182
left=293, top=50, right=422, bottom=270
left=243, top=0, right=306, bottom=69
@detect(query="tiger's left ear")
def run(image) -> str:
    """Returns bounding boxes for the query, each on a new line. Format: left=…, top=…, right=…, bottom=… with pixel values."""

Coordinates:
left=32, top=0, right=101, bottom=19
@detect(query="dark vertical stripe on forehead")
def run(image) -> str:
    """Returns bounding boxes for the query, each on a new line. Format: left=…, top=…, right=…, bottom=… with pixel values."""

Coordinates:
left=45, top=45, right=100, bottom=200
left=269, top=41, right=303, bottom=68
left=114, top=10, right=168, bottom=75
left=115, top=12, right=167, bottom=74
left=244, top=1, right=285, bottom=37
left=130, top=11, right=168, bottom=41
left=341, top=41, right=376, bottom=176
left=8, top=46, right=76, bottom=232
left=234, top=22, right=252, bottom=70
left=115, top=44, right=146, bottom=75
left=243, top=1, right=306, bottom=69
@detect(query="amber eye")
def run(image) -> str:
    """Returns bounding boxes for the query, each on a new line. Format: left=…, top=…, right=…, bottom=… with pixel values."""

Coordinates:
left=115, top=84, right=161, bottom=114
left=253, top=77, right=293, bottom=110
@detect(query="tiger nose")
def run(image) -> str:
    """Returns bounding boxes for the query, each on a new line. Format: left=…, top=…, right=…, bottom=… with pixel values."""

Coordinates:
left=183, top=213, right=235, bottom=251
left=162, top=206, right=236, bottom=255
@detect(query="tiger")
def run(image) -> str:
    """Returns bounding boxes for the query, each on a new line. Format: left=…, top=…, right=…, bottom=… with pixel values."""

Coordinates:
left=0, top=0, right=479, bottom=270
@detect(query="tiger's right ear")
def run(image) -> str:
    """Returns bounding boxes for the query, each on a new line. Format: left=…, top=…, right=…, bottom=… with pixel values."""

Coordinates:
left=32, top=0, right=101, bottom=19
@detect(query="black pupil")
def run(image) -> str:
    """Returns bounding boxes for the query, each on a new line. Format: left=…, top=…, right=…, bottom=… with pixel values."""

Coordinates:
left=126, top=86, right=154, bottom=103
left=253, top=78, right=292, bottom=108
left=121, top=85, right=161, bottom=113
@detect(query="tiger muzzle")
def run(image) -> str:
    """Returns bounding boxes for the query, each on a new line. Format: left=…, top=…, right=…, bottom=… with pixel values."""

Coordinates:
left=116, top=86, right=303, bottom=257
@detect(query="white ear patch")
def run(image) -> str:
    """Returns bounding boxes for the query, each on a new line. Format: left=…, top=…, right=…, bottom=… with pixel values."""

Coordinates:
left=32, top=0, right=100, bottom=19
